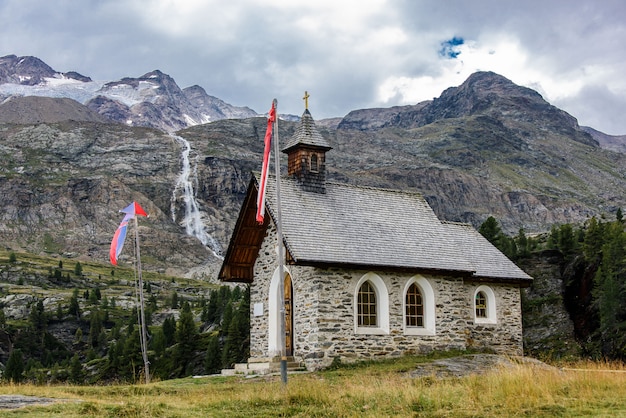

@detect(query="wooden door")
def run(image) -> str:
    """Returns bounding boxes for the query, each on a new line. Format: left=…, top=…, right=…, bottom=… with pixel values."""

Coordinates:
left=284, top=274, right=293, bottom=356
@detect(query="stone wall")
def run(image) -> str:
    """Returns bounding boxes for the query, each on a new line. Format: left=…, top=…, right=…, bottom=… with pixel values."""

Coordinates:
left=250, top=224, right=524, bottom=369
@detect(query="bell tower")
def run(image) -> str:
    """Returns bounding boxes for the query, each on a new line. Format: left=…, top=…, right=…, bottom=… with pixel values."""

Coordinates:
left=281, top=92, right=332, bottom=193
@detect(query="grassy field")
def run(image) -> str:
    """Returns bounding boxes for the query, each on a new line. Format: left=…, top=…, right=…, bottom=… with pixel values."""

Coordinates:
left=0, top=354, right=624, bottom=417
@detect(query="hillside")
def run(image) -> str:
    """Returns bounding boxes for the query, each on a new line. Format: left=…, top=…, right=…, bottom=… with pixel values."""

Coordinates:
left=0, top=96, right=108, bottom=124
left=0, top=72, right=625, bottom=279
left=0, top=120, right=216, bottom=278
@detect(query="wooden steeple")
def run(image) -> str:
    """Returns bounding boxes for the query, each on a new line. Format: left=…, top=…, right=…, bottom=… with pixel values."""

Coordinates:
left=281, top=93, right=332, bottom=193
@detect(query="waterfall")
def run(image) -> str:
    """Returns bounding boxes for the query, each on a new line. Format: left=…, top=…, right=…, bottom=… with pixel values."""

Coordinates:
left=170, top=134, right=222, bottom=258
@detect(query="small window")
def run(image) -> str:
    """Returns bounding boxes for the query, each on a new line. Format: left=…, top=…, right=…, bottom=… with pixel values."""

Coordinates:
left=357, top=281, right=377, bottom=327
left=405, top=283, right=424, bottom=327
left=310, top=154, right=319, bottom=172
left=475, top=291, right=487, bottom=318
left=473, top=285, right=497, bottom=324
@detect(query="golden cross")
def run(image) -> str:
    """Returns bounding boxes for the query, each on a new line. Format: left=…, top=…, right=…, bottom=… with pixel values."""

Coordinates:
left=303, top=91, right=310, bottom=110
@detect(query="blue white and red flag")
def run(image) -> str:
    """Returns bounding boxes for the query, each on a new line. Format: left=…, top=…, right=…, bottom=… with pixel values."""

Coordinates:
left=109, top=202, right=148, bottom=265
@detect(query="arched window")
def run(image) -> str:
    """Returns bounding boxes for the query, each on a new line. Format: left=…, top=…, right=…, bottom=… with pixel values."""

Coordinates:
left=475, top=291, right=487, bottom=318
left=310, top=154, right=319, bottom=172
left=357, top=281, right=377, bottom=327
left=403, top=276, right=436, bottom=335
left=405, top=283, right=423, bottom=327
left=473, top=285, right=497, bottom=324
left=354, top=273, right=389, bottom=334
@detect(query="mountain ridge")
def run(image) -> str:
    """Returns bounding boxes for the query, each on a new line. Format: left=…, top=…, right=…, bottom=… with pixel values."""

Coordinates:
left=0, top=58, right=624, bottom=278
left=2, top=55, right=624, bottom=140
left=0, top=55, right=260, bottom=131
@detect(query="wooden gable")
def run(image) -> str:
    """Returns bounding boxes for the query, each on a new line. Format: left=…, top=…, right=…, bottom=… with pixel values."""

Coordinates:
left=218, top=177, right=269, bottom=283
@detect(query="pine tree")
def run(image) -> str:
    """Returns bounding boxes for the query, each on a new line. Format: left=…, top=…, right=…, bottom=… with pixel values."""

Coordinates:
left=516, top=228, right=530, bottom=258
left=204, top=335, right=221, bottom=374
left=583, top=217, right=604, bottom=263
left=122, top=326, right=143, bottom=382
left=68, top=288, right=81, bottom=319
left=174, top=302, right=198, bottom=376
left=151, top=328, right=167, bottom=357
left=89, top=310, right=104, bottom=349
left=69, top=354, right=83, bottom=384
left=162, top=316, right=176, bottom=347
left=558, top=224, right=576, bottom=256
left=5, top=349, right=24, bottom=383
left=592, top=221, right=626, bottom=359
left=74, top=261, right=83, bottom=277
left=29, top=299, right=48, bottom=333
left=203, top=290, right=219, bottom=324
left=478, top=216, right=501, bottom=245
left=221, top=312, right=241, bottom=368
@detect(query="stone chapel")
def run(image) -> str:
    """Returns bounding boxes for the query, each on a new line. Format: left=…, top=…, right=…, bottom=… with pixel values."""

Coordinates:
left=219, top=105, right=533, bottom=371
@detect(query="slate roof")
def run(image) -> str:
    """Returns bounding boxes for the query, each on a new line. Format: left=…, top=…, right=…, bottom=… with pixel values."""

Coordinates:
left=281, top=109, right=332, bottom=152
left=256, top=174, right=532, bottom=283
left=440, top=222, right=533, bottom=281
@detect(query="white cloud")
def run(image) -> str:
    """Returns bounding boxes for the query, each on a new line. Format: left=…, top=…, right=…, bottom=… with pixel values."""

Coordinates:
left=2, top=0, right=626, bottom=133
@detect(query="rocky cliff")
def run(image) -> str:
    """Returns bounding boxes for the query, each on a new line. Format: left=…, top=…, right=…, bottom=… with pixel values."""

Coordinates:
left=0, top=71, right=625, bottom=281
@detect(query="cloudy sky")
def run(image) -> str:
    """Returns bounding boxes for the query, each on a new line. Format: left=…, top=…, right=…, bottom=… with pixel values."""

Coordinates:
left=2, top=0, right=625, bottom=134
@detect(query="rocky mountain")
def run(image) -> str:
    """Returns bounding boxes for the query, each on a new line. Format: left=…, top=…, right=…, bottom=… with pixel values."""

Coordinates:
left=0, top=55, right=258, bottom=131
left=0, top=96, right=108, bottom=124
left=0, top=120, right=217, bottom=279
left=0, top=54, right=91, bottom=85
left=581, top=126, right=626, bottom=154
left=0, top=67, right=625, bottom=282
left=331, top=72, right=626, bottom=232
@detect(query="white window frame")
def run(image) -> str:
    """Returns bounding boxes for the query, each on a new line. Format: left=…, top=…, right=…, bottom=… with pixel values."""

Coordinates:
left=473, top=285, right=497, bottom=324
left=403, top=275, right=436, bottom=335
left=354, top=272, right=389, bottom=335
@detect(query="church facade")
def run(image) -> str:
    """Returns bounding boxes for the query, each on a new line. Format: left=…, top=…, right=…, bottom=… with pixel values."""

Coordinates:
left=219, top=107, right=533, bottom=371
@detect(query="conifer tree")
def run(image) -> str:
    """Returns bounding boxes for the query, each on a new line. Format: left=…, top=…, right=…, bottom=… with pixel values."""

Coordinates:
left=29, top=299, right=48, bottom=334
left=68, top=288, right=81, bottom=319
left=69, top=354, right=83, bottom=384
left=5, top=349, right=24, bottom=383
left=174, top=302, right=198, bottom=376
left=479, top=216, right=501, bottom=245
left=591, top=220, right=626, bottom=359
left=0, top=309, right=6, bottom=329
left=204, top=335, right=221, bottom=374
left=74, top=261, right=83, bottom=276
left=162, top=316, right=176, bottom=346
left=583, top=217, right=604, bottom=263
left=222, top=312, right=242, bottom=368
left=89, top=310, right=104, bottom=349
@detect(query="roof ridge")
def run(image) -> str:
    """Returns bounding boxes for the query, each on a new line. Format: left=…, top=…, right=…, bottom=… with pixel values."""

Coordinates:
left=324, top=180, right=427, bottom=196
left=441, top=220, right=473, bottom=227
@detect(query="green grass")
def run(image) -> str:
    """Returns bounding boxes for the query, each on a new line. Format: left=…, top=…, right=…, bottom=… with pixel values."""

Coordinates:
left=0, top=355, right=625, bottom=417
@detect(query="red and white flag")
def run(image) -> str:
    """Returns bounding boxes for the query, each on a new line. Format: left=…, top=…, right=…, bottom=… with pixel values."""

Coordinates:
left=256, top=101, right=276, bottom=223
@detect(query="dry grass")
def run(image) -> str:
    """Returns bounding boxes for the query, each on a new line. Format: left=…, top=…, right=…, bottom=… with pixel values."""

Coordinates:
left=0, top=356, right=625, bottom=417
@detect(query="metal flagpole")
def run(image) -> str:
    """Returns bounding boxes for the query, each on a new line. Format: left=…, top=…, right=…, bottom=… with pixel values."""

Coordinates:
left=271, top=98, right=288, bottom=385
left=134, top=216, right=151, bottom=384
